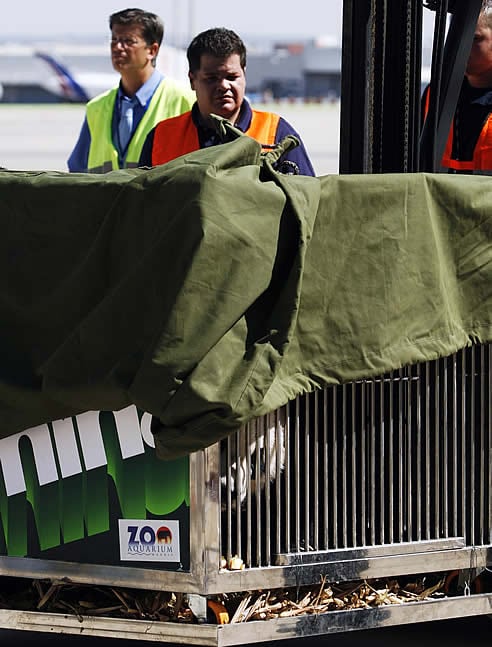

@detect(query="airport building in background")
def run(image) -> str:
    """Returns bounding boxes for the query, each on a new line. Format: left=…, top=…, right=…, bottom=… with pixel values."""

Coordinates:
left=0, top=35, right=433, bottom=104
left=0, top=37, right=341, bottom=104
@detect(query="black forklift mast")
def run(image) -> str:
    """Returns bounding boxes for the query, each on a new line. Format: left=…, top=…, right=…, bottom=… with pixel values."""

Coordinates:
left=339, top=0, right=483, bottom=174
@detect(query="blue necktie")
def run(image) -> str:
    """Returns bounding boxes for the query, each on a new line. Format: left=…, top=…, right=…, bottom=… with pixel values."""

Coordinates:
left=118, top=96, right=137, bottom=152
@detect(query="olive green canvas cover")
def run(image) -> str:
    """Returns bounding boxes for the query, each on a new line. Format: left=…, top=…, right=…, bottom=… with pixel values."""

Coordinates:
left=0, top=136, right=490, bottom=458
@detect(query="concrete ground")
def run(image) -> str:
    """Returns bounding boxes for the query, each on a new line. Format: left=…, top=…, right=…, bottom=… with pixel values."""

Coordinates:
left=0, top=102, right=339, bottom=176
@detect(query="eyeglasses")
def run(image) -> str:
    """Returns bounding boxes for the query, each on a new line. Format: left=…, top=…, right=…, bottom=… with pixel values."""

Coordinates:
left=110, top=37, right=146, bottom=48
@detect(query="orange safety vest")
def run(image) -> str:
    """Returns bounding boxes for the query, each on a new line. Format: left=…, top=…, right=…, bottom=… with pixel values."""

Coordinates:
left=151, top=110, right=280, bottom=166
left=424, top=86, right=492, bottom=171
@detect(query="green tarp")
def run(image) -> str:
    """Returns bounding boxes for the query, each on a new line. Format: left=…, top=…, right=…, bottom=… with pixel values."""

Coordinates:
left=0, top=136, right=490, bottom=458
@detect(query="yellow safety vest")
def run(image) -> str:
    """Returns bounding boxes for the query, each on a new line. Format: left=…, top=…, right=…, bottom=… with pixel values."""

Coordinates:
left=86, top=79, right=195, bottom=173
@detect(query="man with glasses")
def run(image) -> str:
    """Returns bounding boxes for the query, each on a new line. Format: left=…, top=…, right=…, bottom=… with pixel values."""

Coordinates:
left=68, top=8, right=195, bottom=173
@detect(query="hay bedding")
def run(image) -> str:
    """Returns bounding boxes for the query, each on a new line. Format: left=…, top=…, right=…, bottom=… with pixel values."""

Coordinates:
left=0, top=572, right=459, bottom=625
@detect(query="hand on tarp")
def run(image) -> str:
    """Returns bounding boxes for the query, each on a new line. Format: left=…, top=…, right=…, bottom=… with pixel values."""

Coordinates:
left=209, top=113, right=301, bottom=174
left=209, top=113, right=246, bottom=143
left=262, top=135, right=301, bottom=174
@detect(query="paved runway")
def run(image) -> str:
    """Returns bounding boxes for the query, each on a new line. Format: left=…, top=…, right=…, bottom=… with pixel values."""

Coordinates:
left=0, top=102, right=339, bottom=176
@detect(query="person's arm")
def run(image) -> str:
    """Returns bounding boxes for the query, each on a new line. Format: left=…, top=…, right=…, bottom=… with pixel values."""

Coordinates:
left=67, top=117, right=91, bottom=172
left=274, top=117, right=316, bottom=176
left=138, top=127, right=156, bottom=167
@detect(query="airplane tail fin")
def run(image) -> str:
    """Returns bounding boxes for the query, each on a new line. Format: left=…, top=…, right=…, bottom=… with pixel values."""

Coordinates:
left=35, top=51, right=90, bottom=103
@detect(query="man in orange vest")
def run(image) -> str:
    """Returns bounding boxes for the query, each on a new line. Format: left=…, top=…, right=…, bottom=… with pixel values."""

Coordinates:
left=138, top=27, right=315, bottom=176
left=425, top=3, right=492, bottom=172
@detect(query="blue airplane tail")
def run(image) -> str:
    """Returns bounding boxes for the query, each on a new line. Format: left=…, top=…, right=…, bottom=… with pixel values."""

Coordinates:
left=35, top=51, right=90, bottom=103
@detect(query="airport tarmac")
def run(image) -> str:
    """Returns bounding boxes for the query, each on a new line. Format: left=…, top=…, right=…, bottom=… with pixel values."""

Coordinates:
left=0, top=102, right=339, bottom=176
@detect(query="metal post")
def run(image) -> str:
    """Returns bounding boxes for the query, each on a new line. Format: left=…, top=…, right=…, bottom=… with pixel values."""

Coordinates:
left=339, top=0, right=423, bottom=174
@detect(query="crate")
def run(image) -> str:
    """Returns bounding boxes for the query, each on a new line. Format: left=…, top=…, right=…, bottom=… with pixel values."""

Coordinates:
left=0, top=344, right=490, bottom=643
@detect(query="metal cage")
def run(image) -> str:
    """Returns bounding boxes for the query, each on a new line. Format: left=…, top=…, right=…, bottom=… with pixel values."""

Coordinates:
left=0, top=344, right=490, bottom=643
left=220, top=344, right=491, bottom=571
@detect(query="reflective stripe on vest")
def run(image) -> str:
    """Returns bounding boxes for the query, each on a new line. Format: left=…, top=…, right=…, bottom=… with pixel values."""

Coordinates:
left=151, top=110, right=281, bottom=166
left=424, top=86, right=492, bottom=171
left=87, top=80, right=195, bottom=173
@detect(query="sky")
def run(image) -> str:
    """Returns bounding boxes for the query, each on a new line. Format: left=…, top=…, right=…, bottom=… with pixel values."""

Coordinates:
left=2, top=1, right=438, bottom=51
left=1, top=0, right=341, bottom=45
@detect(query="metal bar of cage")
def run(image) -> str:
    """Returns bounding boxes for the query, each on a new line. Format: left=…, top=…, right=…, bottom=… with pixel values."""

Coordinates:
left=217, top=344, right=491, bottom=577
